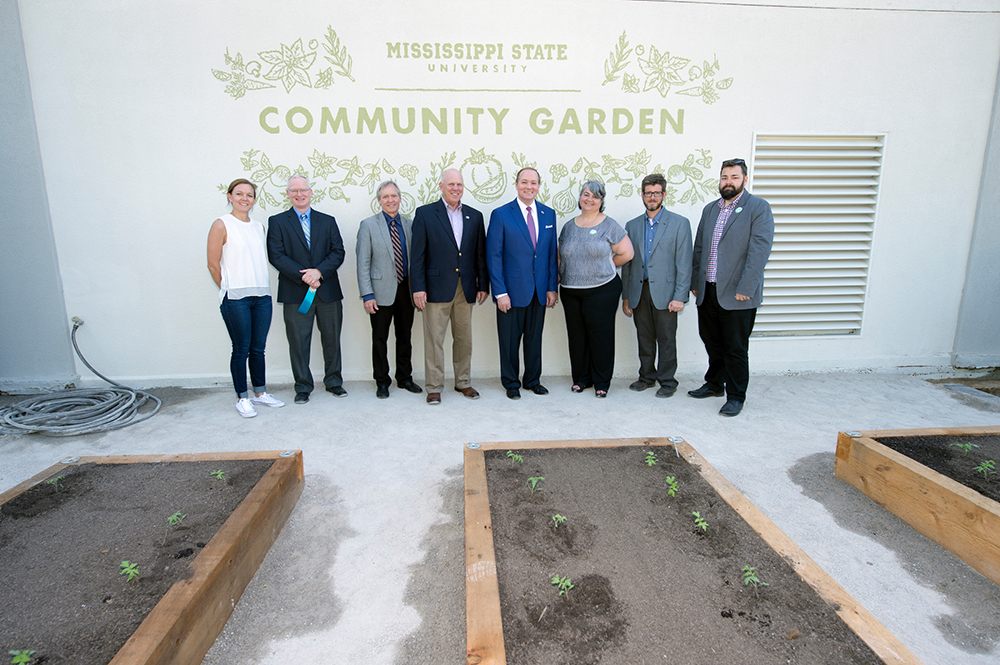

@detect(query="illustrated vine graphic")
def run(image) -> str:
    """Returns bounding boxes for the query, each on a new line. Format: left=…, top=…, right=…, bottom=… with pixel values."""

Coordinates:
left=212, top=26, right=355, bottom=99
left=223, top=149, right=718, bottom=215
left=601, top=30, right=732, bottom=103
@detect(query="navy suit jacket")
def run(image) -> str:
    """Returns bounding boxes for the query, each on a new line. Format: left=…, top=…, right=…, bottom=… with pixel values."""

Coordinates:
left=410, top=199, right=489, bottom=303
left=267, top=207, right=345, bottom=304
left=486, top=199, right=558, bottom=308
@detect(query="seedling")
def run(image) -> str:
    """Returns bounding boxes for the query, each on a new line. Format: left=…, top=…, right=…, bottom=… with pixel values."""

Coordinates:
left=550, top=574, right=574, bottom=597
left=664, top=476, right=679, bottom=497
left=974, top=459, right=996, bottom=481
left=210, top=469, right=225, bottom=480
left=644, top=451, right=657, bottom=467
left=552, top=514, right=567, bottom=527
left=45, top=475, right=65, bottom=490
left=167, top=511, right=187, bottom=526
left=119, top=560, right=140, bottom=583
left=742, top=565, right=769, bottom=594
left=506, top=450, right=524, bottom=466
left=527, top=477, right=544, bottom=494
left=950, top=442, right=980, bottom=455
left=692, top=511, right=708, bottom=532
left=9, top=651, right=36, bottom=665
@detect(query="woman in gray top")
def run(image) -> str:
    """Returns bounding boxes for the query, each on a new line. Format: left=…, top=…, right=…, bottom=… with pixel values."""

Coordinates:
left=558, top=181, right=635, bottom=397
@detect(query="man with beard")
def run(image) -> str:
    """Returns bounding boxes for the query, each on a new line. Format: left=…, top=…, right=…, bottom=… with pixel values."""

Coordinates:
left=689, top=159, right=774, bottom=416
left=621, top=173, right=692, bottom=398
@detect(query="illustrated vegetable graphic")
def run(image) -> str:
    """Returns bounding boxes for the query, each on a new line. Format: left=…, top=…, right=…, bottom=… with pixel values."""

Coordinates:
left=461, top=148, right=507, bottom=203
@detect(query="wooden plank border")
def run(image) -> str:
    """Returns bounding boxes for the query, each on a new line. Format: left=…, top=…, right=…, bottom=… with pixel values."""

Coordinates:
left=2, top=451, right=304, bottom=665
left=835, top=427, right=1000, bottom=587
left=466, top=437, right=921, bottom=665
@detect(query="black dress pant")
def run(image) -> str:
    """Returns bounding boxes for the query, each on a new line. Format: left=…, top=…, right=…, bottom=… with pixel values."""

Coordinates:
left=697, top=282, right=756, bottom=402
left=282, top=298, right=343, bottom=394
left=561, top=276, right=622, bottom=392
left=497, top=296, right=546, bottom=389
left=632, top=280, right=679, bottom=389
left=369, top=277, right=415, bottom=388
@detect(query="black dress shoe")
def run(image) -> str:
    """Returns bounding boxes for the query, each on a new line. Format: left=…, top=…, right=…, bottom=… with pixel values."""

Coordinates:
left=506, top=387, right=521, bottom=400
left=655, top=385, right=676, bottom=398
left=294, top=392, right=309, bottom=404
left=326, top=385, right=348, bottom=397
left=688, top=383, right=725, bottom=399
left=719, top=399, right=744, bottom=417
left=527, top=384, right=548, bottom=395
left=398, top=380, right=423, bottom=394
left=376, top=385, right=390, bottom=399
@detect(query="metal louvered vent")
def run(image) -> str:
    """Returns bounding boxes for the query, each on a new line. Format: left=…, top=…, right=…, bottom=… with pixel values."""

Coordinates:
left=750, top=134, right=883, bottom=336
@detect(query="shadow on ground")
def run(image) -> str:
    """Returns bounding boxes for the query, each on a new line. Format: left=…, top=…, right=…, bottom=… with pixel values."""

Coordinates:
left=788, top=452, right=1000, bottom=656
left=202, top=474, right=355, bottom=664
left=393, top=465, right=466, bottom=665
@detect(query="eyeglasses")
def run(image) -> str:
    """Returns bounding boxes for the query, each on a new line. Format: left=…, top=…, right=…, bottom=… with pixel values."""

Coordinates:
left=288, top=188, right=311, bottom=194
left=642, top=191, right=664, bottom=198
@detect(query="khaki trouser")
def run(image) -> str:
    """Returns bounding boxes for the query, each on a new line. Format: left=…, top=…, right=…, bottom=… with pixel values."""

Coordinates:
left=422, top=281, right=473, bottom=393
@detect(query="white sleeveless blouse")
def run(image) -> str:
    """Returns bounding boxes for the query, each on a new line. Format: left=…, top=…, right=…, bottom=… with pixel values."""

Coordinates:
left=219, top=213, right=271, bottom=303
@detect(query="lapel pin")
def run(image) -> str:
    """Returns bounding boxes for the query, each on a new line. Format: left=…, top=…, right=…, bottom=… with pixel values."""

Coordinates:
left=735, top=207, right=743, bottom=213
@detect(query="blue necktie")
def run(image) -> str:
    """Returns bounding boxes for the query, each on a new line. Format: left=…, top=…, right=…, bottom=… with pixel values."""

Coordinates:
left=299, top=212, right=310, bottom=249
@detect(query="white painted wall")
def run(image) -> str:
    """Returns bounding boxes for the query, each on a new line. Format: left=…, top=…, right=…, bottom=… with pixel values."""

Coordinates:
left=12, top=0, right=1000, bottom=389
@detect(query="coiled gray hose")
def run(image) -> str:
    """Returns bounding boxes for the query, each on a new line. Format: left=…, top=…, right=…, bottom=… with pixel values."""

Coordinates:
left=0, top=318, right=161, bottom=436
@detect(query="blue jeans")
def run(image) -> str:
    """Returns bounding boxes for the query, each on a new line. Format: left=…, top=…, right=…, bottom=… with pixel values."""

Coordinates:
left=220, top=295, right=272, bottom=398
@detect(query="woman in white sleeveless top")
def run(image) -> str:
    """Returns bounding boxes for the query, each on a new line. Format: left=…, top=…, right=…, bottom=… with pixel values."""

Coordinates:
left=207, top=179, right=284, bottom=417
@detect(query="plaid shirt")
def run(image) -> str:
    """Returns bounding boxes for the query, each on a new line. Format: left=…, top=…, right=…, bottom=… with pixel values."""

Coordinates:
left=706, top=190, right=745, bottom=283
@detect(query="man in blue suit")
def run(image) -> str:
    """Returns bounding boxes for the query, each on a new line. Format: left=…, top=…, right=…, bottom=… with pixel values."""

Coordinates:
left=410, top=169, right=489, bottom=406
left=267, top=175, right=346, bottom=405
left=486, top=167, right=558, bottom=399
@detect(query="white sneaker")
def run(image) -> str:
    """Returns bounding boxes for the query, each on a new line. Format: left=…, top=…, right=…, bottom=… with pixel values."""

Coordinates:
left=251, top=392, right=285, bottom=408
left=236, top=397, right=257, bottom=418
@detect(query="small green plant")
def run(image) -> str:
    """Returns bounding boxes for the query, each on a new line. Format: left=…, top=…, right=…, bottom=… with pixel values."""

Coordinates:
left=9, top=651, right=36, bottom=665
left=552, top=514, right=567, bottom=527
left=210, top=469, right=225, bottom=480
left=692, top=511, right=708, bottom=532
left=950, top=442, right=980, bottom=455
left=45, top=475, right=65, bottom=490
left=974, top=459, right=996, bottom=481
left=664, top=476, right=679, bottom=497
left=119, top=560, right=140, bottom=583
left=506, top=450, right=524, bottom=466
left=550, top=574, right=574, bottom=597
left=527, top=477, right=544, bottom=494
left=742, top=565, right=769, bottom=593
left=167, top=511, right=187, bottom=526
left=644, top=451, right=657, bottom=467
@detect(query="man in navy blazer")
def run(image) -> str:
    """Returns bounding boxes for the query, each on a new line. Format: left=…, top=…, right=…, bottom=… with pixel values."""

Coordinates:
left=410, top=169, right=489, bottom=405
left=267, top=175, right=347, bottom=405
left=486, top=167, right=558, bottom=400
left=621, top=173, right=693, bottom=398
left=690, top=159, right=774, bottom=417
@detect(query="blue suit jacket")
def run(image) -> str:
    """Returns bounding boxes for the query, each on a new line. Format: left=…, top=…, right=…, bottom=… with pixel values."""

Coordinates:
left=486, top=199, right=558, bottom=308
left=266, top=207, right=344, bottom=304
left=409, top=199, right=489, bottom=303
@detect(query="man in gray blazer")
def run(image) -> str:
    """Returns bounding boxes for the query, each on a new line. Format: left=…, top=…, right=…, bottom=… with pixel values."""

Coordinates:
left=621, top=173, right=692, bottom=398
left=690, top=158, right=774, bottom=416
left=356, top=181, right=423, bottom=399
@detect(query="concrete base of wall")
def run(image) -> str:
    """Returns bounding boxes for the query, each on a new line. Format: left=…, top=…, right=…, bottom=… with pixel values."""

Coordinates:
left=951, top=353, right=1000, bottom=369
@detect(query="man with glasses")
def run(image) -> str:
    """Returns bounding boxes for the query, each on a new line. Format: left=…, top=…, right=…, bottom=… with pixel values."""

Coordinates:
left=356, top=181, right=422, bottom=399
left=621, top=173, right=692, bottom=398
left=689, top=158, right=774, bottom=416
left=267, top=175, right=347, bottom=405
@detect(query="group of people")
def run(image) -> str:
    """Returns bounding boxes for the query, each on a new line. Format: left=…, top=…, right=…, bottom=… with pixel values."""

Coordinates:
left=207, top=158, right=773, bottom=419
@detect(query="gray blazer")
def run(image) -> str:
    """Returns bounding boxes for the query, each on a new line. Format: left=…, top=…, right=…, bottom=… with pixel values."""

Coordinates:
left=356, top=211, right=413, bottom=306
left=691, top=192, right=774, bottom=310
left=621, top=209, right=693, bottom=309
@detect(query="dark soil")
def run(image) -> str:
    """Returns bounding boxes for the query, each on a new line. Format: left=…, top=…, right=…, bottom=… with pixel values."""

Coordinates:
left=0, top=460, right=273, bottom=665
left=874, top=434, right=1000, bottom=503
left=485, top=447, right=884, bottom=665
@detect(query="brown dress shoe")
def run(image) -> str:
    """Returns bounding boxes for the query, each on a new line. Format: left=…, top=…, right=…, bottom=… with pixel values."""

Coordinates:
left=455, top=386, right=480, bottom=399
left=426, top=392, right=441, bottom=405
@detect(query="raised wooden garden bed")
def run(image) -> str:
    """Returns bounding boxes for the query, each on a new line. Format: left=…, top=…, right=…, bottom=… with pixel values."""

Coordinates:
left=466, top=437, right=920, bottom=665
left=0, top=451, right=304, bottom=665
left=835, top=426, right=1000, bottom=587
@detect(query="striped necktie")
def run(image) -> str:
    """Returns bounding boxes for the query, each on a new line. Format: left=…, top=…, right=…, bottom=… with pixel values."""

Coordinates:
left=299, top=212, right=310, bottom=249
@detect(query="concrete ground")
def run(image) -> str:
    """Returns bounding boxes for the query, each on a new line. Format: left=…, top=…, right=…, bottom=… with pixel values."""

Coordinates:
left=2, top=372, right=1000, bottom=665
